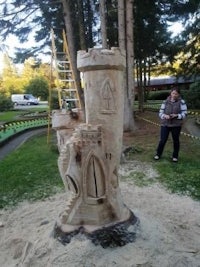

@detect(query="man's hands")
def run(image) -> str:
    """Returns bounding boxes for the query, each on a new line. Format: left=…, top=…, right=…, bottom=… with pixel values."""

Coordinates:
left=170, top=114, right=178, bottom=118
left=163, top=114, right=178, bottom=119
left=164, top=114, right=171, bottom=119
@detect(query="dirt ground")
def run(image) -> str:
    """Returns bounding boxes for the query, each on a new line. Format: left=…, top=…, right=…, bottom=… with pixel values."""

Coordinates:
left=0, top=114, right=200, bottom=267
left=0, top=167, right=199, bottom=267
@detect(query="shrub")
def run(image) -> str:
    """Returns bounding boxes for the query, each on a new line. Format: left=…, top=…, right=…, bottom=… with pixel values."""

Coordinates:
left=0, top=94, right=13, bottom=111
left=24, top=77, right=49, bottom=100
left=148, top=90, right=170, bottom=100
left=183, top=82, right=200, bottom=109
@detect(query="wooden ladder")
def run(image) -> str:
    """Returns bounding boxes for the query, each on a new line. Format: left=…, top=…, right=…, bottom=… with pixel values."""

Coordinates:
left=51, top=29, right=81, bottom=110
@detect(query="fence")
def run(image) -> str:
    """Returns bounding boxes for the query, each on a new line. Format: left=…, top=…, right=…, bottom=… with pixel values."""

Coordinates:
left=0, top=117, right=49, bottom=146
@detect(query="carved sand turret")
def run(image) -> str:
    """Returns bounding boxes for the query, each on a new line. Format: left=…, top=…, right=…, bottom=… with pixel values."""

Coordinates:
left=53, top=48, right=138, bottom=247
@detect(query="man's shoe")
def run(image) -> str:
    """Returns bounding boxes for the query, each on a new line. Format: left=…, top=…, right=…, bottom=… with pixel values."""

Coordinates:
left=172, top=158, right=178, bottom=162
left=154, top=155, right=160, bottom=160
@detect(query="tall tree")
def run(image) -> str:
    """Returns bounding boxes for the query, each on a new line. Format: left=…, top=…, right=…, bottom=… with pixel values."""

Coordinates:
left=24, top=76, right=49, bottom=100
left=0, top=0, right=199, bottom=114
left=61, top=0, right=85, bottom=109
left=77, top=0, right=87, bottom=50
left=170, top=0, right=200, bottom=78
left=125, top=0, right=134, bottom=131
left=118, top=0, right=125, bottom=51
left=1, top=53, right=21, bottom=96
left=134, top=0, right=176, bottom=110
left=99, top=0, right=107, bottom=48
left=118, top=0, right=135, bottom=131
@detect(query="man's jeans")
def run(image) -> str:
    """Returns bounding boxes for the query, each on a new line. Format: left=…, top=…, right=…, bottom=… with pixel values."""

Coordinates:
left=156, top=126, right=181, bottom=158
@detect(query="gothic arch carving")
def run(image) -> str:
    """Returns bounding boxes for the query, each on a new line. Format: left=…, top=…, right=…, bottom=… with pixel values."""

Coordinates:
left=100, top=78, right=116, bottom=114
left=83, top=151, right=106, bottom=203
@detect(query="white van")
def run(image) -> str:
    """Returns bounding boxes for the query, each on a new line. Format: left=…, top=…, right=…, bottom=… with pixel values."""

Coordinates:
left=11, top=94, right=39, bottom=105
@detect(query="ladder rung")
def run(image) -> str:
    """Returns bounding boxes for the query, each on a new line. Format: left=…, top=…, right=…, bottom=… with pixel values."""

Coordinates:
left=56, top=52, right=66, bottom=55
left=62, top=89, right=77, bottom=92
left=62, top=91, right=76, bottom=93
left=58, top=70, right=72, bottom=73
left=58, top=61, right=70, bottom=64
left=59, top=79, right=75, bottom=82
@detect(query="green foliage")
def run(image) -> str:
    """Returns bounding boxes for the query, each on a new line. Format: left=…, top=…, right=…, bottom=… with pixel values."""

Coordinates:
left=50, top=90, right=60, bottom=110
left=148, top=89, right=190, bottom=101
left=0, top=94, right=13, bottom=111
left=24, top=77, right=49, bottom=100
left=0, top=110, right=24, bottom=121
left=183, top=81, right=200, bottom=109
left=0, top=108, right=48, bottom=122
left=0, top=54, right=24, bottom=96
left=0, top=0, right=199, bottom=108
left=124, top=146, right=144, bottom=159
left=0, top=135, right=64, bottom=209
left=148, top=90, right=170, bottom=100
left=156, top=158, right=200, bottom=200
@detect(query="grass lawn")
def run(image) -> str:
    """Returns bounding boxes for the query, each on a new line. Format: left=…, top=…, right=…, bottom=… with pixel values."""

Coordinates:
left=129, top=136, right=200, bottom=200
left=0, top=134, right=64, bottom=209
left=0, top=111, right=199, bottom=209
left=0, top=107, right=48, bottom=122
left=124, top=112, right=200, bottom=201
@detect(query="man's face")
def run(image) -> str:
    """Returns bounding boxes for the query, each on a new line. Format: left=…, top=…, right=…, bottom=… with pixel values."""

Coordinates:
left=171, top=90, right=179, bottom=100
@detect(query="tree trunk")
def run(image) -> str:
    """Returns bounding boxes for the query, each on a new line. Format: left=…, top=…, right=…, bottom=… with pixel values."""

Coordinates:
left=118, top=0, right=135, bottom=132
left=85, top=0, right=94, bottom=48
left=138, top=58, right=143, bottom=111
left=61, top=0, right=85, bottom=110
left=118, top=0, right=125, bottom=51
left=77, top=0, right=87, bottom=50
left=99, top=0, right=107, bottom=48
left=125, top=0, right=134, bottom=131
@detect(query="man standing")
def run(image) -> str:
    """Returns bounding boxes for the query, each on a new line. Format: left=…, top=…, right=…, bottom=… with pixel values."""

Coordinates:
left=154, top=88, right=187, bottom=162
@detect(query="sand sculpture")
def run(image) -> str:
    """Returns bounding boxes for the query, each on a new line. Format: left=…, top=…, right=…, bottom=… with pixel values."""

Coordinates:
left=52, top=48, right=138, bottom=247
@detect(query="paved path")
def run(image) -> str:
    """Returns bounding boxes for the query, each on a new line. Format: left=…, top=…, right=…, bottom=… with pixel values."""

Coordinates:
left=0, top=128, right=47, bottom=161
left=184, top=117, right=200, bottom=137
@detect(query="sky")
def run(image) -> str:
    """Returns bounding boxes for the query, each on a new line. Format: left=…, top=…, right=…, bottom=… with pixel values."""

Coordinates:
left=168, top=21, right=184, bottom=37
left=0, top=22, right=184, bottom=73
left=0, top=34, right=51, bottom=73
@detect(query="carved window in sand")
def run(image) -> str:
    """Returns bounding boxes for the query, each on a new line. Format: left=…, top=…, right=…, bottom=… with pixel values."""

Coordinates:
left=101, top=78, right=116, bottom=114
left=85, top=152, right=106, bottom=203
